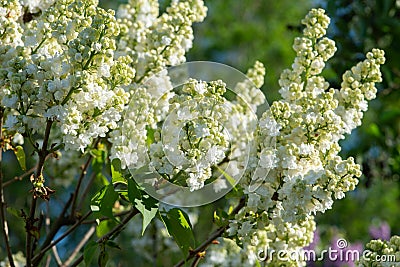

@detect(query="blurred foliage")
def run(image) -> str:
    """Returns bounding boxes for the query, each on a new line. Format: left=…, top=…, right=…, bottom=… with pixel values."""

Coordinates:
left=186, top=0, right=312, bottom=101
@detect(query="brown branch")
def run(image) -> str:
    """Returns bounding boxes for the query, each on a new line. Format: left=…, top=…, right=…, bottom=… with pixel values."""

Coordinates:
left=76, top=172, right=96, bottom=212
left=26, top=196, right=37, bottom=266
left=38, top=194, right=73, bottom=254
left=69, top=208, right=139, bottom=267
left=4, top=151, right=54, bottom=188
left=70, top=137, right=101, bottom=221
left=174, top=197, right=246, bottom=267
left=26, top=119, right=53, bottom=266
left=62, top=225, right=95, bottom=267
left=31, top=210, right=92, bottom=266
left=81, top=209, right=131, bottom=225
left=51, top=245, right=62, bottom=267
left=0, top=107, right=15, bottom=267
left=69, top=154, right=94, bottom=220
left=3, top=165, right=36, bottom=187
left=32, top=137, right=100, bottom=266
left=45, top=202, right=63, bottom=267
left=97, top=208, right=139, bottom=243
left=191, top=256, right=202, bottom=267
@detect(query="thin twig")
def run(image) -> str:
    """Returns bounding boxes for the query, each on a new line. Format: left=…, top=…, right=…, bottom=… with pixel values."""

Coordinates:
left=4, top=152, right=54, bottom=188
left=76, top=172, right=96, bottom=212
left=45, top=254, right=51, bottom=267
left=174, top=197, right=246, bottom=267
left=26, top=196, right=37, bottom=266
left=97, top=208, right=138, bottom=243
left=51, top=245, right=62, bottom=267
left=62, top=225, right=95, bottom=267
left=33, top=138, right=99, bottom=266
left=69, top=208, right=139, bottom=267
left=81, top=209, right=131, bottom=225
left=70, top=138, right=100, bottom=217
left=0, top=107, right=15, bottom=267
left=69, top=154, right=94, bottom=220
left=31, top=210, right=92, bottom=266
left=191, top=256, right=202, bottom=267
left=3, top=165, right=36, bottom=187
left=26, top=119, right=53, bottom=266
left=45, top=202, right=63, bottom=267
left=37, top=194, right=73, bottom=260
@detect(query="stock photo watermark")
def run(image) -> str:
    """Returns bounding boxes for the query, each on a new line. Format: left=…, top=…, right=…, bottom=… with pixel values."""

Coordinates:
left=257, top=238, right=397, bottom=264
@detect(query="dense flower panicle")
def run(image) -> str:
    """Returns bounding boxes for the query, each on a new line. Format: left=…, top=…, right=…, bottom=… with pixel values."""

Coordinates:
left=0, top=0, right=23, bottom=47
left=234, top=61, right=266, bottom=112
left=224, top=9, right=385, bottom=266
left=335, top=49, right=385, bottom=134
left=21, top=0, right=55, bottom=13
left=116, top=0, right=207, bottom=83
left=110, top=72, right=263, bottom=192
left=0, top=0, right=136, bottom=151
left=301, top=8, right=330, bottom=39
left=357, top=236, right=400, bottom=267
left=202, top=216, right=315, bottom=267
left=109, top=70, right=173, bottom=170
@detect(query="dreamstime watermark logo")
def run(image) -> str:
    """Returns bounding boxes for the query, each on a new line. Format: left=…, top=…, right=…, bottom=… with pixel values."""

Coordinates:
left=257, top=238, right=397, bottom=264
left=125, top=61, right=275, bottom=207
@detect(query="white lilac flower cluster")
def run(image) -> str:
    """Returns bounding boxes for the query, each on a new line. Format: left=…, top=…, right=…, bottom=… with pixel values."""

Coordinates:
left=0, top=0, right=23, bottom=47
left=0, top=0, right=207, bottom=153
left=203, top=215, right=315, bottom=267
left=357, top=236, right=400, bottom=267
left=212, top=8, right=386, bottom=266
left=0, top=0, right=134, bottom=151
left=115, top=0, right=207, bottom=82
left=110, top=68, right=264, bottom=192
left=233, top=61, right=266, bottom=112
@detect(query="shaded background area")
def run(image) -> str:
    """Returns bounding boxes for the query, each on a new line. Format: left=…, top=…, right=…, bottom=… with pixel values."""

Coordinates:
left=1, top=0, right=399, bottom=266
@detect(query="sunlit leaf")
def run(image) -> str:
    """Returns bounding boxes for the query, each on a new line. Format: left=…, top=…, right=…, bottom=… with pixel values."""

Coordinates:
left=13, top=145, right=26, bottom=171
left=91, top=184, right=119, bottom=218
left=161, top=208, right=195, bottom=256
left=128, top=179, right=159, bottom=235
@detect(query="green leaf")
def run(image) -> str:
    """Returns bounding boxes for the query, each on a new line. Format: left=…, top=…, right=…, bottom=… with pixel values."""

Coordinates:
left=96, top=219, right=117, bottom=237
left=83, top=241, right=98, bottom=266
left=366, top=123, right=381, bottom=138
left=128, top=179, right=159, bottom=235
left=106, top=240, right=121, bottom=250
left=213, top=208, right=229, bottom=227
left=111, top=159, right=125, bottom=183
left=91, top=184, right=119, bottom=218
left=6, top=207, right=21, bottom=218
left=146, top=125, right=156, bottom=147
left=215, top=165, right=238, bottom=192
left=98, top=249, right=109, bottom=267
left=161, top=208, right=195, bottom=256
left=127, top=178, right=142, bottom=202
left=91, top=147, right=109, bottom=186
left=13, top=146, right=26, bottom=171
